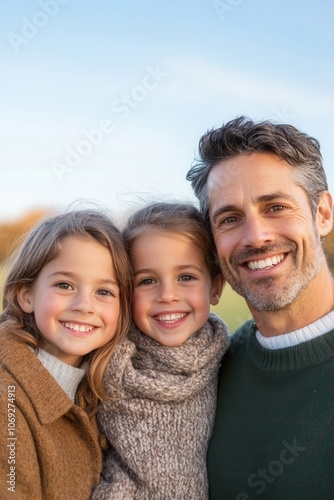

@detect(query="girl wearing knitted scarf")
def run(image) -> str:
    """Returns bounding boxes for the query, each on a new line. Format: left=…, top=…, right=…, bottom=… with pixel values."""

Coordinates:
left=93, top=203, right=230, bottom=500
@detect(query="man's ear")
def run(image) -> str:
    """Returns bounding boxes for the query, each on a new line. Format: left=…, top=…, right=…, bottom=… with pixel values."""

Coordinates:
left=17, top=284, right=34, bottom=313
left=210, top=274, right=224, bottom=306
left=317, top=191, right=333, bottom=237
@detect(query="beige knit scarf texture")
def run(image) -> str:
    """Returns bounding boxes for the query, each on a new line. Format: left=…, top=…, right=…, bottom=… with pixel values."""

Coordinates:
left=94, top=314, right=230, bottom=500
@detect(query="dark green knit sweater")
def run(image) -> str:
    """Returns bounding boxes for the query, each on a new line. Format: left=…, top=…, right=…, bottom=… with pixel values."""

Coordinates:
left=207, top=320, right=334, bottom=500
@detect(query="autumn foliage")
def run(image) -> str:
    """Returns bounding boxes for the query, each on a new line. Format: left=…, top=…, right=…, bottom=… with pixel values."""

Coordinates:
left=324, top=230, right=334, bottom=272
left=0, top=209, right=49, bottom=263
left=0, top=209, right=334, bottom=271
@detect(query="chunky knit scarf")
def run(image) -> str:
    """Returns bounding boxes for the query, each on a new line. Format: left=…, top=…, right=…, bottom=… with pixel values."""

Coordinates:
left=93, top=313, right=229, bottom=500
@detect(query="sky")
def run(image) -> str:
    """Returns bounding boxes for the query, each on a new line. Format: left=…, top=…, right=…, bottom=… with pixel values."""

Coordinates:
left=1, top=0, right=333, bottom=223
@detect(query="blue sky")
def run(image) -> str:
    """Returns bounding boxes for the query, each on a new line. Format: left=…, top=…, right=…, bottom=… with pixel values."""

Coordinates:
left=1, top=0, right=333, bottom=222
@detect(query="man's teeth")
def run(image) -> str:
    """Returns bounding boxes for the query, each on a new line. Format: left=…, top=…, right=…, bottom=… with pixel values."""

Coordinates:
left=247, top=254, right=284, bottom=270
left=156, top=313, right=187, bottom=323
left=63, top=322, right=94, bottom=332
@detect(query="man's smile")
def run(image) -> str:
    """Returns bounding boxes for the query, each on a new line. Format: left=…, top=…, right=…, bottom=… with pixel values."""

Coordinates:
left=247, top=254, right=285, bottom=270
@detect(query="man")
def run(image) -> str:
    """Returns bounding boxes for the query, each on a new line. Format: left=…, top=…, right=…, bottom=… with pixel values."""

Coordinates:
left=187, top=116, right=334, bottom=499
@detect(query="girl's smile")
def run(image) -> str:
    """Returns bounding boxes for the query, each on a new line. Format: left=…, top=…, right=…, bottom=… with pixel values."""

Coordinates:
left=131, top=230, right=220, bottom=346
left=18, top=235, right=120, bottom=366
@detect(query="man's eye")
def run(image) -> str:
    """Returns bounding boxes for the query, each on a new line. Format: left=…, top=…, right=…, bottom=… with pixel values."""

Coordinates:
left=218, top=216, right=238, bottom=225
left=270, top=205, right=285, bottom=212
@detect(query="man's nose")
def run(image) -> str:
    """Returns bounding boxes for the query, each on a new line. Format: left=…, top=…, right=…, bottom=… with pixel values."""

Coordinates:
left=241, top=216, right=273, bottom=249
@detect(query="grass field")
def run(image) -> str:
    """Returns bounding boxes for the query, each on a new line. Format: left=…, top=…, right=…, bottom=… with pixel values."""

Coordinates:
left=0, top=265, right=250, bottom=333
left=0, top=265, right=7, bottom=290
left=211, top=283, right=251, bottom=333
left=0, top=265, right=7, bottom=312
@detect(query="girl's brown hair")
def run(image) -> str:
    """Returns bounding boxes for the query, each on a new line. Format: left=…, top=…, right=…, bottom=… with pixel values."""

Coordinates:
left=0, top=209, right=132, bottom=413
left=122, top=202, right=221, bottom=279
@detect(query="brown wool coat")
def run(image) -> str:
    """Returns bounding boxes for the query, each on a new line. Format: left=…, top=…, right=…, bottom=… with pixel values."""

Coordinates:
left=0, top=326, right=102, bottom=500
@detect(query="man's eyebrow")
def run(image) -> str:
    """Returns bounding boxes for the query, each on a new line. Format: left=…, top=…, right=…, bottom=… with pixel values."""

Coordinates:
left=257, top=192, right=296, bottom=203
left=211, top=193, right=296, bottom=224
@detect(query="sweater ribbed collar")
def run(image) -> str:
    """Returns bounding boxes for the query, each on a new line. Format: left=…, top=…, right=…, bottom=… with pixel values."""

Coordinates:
left=256, top=310, right=334, bottom=349
left=247, top=322, right=334, bottom=373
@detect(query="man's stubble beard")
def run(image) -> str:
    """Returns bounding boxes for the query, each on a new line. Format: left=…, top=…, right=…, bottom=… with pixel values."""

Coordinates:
left=219, top=237, right=324, bottom=312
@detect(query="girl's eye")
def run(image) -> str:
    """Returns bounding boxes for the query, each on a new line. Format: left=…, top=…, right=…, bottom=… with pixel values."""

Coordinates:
left=97, top=289, right=114, bottom=297
left=179, top=274, right=196, bottom=282
left=55, top=282, right=73, bottom=290
left=137, top=278, right=156, bottom=286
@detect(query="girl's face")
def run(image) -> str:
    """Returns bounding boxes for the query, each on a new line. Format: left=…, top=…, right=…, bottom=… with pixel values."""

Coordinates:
left=17, top=235, right=120, bottom=366
left=131, top=230, right=221, bottom=347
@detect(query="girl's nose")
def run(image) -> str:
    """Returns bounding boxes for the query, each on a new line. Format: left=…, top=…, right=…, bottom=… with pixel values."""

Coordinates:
left=157, top=282, right=179, bottom=303
left=71, top=291, right=94, bottom=313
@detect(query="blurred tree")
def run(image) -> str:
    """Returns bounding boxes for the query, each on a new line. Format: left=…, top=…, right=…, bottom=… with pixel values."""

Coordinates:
left=0, top=209, right=48, bottom=263
left=1, top=209, right=333, bottom=268
left=324, top=228, right=334, bottom=273
left=1, top=210, right=334, bottom=327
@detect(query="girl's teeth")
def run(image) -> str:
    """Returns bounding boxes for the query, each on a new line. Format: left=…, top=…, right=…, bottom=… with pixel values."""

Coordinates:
left=156, top=313, right=186, bottom=322
left=63, top=322, right=93, bottom=332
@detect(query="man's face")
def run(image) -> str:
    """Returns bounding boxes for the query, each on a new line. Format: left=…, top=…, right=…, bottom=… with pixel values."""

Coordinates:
left=207, top=152, right=329, bottom=312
